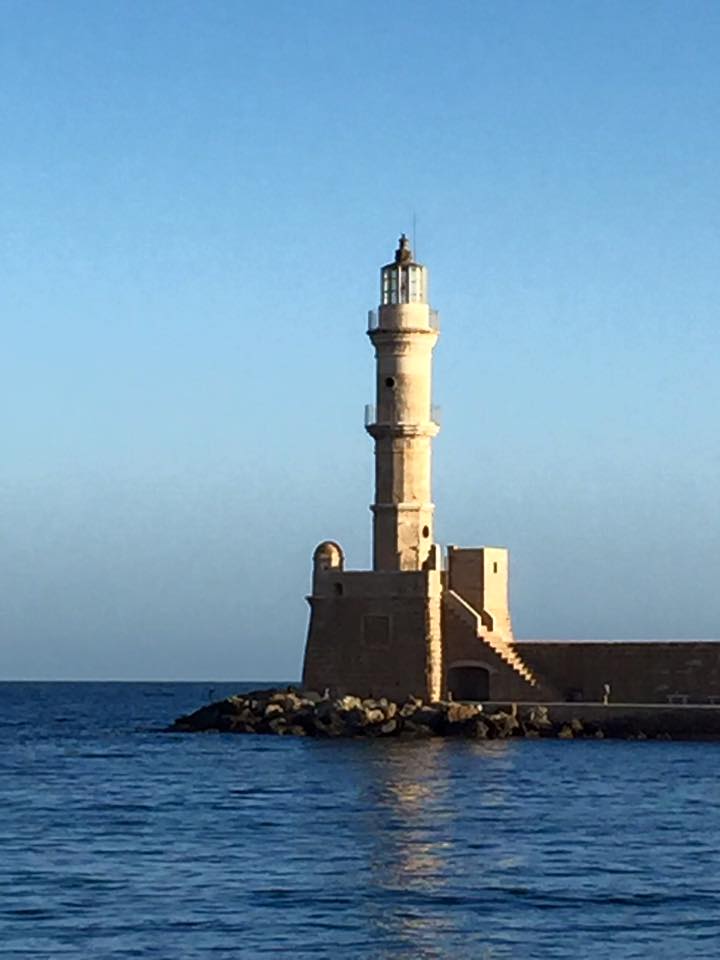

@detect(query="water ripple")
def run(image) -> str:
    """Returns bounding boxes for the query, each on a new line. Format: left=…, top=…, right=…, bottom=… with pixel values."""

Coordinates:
left=2, top=682, right=720, bottom=959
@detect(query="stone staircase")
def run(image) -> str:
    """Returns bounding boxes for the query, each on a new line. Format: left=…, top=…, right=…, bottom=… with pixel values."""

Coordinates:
left=445, top=589, right=538, bottom=688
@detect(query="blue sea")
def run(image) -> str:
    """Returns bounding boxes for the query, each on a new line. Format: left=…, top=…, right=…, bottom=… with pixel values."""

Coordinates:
left=2, top=682, right=720, bottom=959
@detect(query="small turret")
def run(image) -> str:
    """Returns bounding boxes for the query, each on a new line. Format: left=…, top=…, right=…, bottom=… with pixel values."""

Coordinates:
left=313, top=540, right=344, bottom=573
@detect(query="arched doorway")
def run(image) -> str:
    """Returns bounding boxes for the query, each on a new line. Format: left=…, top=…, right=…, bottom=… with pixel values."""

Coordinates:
left=447, top=663, right=490, bottom=701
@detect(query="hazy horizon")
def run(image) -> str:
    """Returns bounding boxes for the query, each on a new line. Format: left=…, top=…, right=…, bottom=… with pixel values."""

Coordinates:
left=2, top=0, right=719, bottom=680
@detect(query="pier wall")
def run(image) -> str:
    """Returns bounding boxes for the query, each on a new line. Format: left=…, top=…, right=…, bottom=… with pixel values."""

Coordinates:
left=517, top=641, right=720, bottom=704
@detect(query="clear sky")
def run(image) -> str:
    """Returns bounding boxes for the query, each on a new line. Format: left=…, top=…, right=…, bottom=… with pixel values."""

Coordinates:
left=2, top=0, right=719, bottom=679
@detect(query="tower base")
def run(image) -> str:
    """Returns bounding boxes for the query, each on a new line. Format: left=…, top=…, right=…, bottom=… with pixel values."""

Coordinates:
left=301, top=542, right=545, bottom=702
left=303, top=566, right=443, bottom=701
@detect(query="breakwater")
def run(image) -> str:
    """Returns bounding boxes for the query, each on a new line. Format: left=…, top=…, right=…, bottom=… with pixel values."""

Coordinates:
left=169, top=688, right=720, bottom=739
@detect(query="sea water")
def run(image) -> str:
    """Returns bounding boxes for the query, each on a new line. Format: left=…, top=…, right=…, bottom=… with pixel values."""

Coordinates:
left=1, top=681, right=720, bottom=959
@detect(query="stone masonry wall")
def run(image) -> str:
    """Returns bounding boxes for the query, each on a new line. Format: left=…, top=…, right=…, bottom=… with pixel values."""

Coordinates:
left=303, top=569, right=442, bottom=701
left=518, top=641, right=720, bottom=704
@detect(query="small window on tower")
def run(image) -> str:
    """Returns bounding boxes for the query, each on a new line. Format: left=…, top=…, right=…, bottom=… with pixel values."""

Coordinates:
left=422, top=525, right=430, bottom=538
left=493, top=562, right=498, bottom=574
left=385, top=377, right=395, bottom=388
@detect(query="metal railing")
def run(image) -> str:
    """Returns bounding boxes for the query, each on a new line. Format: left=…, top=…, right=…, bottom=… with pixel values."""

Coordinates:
left=364, top=404, right=441, bottom=429
left=367, top=309, right=440, bottom=332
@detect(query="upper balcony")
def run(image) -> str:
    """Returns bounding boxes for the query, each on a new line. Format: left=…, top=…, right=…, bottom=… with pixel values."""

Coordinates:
left=364, top=404, right=441, bottom=430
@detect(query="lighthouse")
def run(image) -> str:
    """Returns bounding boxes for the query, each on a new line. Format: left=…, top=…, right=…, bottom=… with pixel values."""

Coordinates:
left=366, top=234, right=440, bottom=571
left=302, top=235, right=535, bottom=704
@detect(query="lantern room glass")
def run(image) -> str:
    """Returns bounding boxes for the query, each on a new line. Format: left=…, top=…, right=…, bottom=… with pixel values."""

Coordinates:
left=381, top=264, right=426, bottom=305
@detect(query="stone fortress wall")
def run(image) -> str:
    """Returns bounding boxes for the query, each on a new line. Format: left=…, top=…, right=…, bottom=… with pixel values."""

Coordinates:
left=303, top=539, right=720, bottom=705
left=516, top=640, right=720, bottom=705
left=303, top=541, right=444, bottom=701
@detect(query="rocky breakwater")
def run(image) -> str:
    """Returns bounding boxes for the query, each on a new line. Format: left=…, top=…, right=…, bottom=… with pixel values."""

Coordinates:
left=170, top=690, right=575, bottom=739
left=169, top=691, right=720, bottom=739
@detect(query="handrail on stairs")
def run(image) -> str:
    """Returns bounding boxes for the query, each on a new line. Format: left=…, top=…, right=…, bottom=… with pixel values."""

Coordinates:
left=446, top=589, right=537, bottom=686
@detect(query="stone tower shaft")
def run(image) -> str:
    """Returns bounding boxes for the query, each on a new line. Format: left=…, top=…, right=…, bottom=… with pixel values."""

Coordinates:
left=366, top=235, right=439, bottom=571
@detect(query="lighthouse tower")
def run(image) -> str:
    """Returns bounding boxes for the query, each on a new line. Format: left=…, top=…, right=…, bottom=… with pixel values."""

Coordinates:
left=302, top=235, right=532, bottom=704
left=366, top=235, right=439, bottom=571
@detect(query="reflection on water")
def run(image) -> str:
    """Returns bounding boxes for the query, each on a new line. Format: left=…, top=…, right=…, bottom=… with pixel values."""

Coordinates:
left=2, top=684, right=720, bottom=959
left=354, top=740, right=519, bottom=957
left=362, top=742, right=453, bottom=955
left=372, top=741, right=452, bottom=891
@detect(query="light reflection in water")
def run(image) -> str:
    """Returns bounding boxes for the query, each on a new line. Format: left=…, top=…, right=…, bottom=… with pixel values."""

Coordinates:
left=353, top=739, right=519, bottom=957
left=3, top=686, right=715, bottom=959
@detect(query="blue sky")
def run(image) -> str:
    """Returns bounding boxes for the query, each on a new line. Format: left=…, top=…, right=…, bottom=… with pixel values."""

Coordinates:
left=2, top=0, right=719, bottom=679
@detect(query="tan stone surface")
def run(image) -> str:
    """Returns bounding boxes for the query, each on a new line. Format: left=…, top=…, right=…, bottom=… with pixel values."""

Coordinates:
left=447, top=546, right=514, bottom=641
left=366, top=239, right=439, bottom=572
left=302, top=566, right=442, bottom=701
left=517, top=641, right=720, bottom=704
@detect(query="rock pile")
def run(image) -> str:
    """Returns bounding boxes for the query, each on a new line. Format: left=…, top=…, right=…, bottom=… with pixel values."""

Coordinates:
left=168, top=690, right=617, bottom=739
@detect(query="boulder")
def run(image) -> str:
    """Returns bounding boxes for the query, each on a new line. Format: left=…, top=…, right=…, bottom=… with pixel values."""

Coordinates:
left=230, top=721, right=257, bottom=734
left=411, top=706, right=444, bottom=734
left=446, top=703, right=481, bottom=724
left=364, top=708, right=386, bottom=725
left=336, top=695, right=363, bottom=712
left=524, top=705, right=552, bottom=729
left=314, top=700, right=336, bottom=724
left=466, top=718, right=490, bottom=739
left=315, top=715, right=346, bottom=737
left=342, top=707, right=370, bottom=731
left=281, top=693, right=307, bottom=713
left=300, top=690, right=325, bottom=704
left=399, top=700, right=420, bottom=718
left=487, top=711, right=519, bottom=738
left=286, top=708, right=317, bottom=735
left=267, top=716, right=288, bottom=734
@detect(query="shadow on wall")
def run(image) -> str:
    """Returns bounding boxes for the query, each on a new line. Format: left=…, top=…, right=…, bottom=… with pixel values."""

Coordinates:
left=447, top=663, right=490, bottom=701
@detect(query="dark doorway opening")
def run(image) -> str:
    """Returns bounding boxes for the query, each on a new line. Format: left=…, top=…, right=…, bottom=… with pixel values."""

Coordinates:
left=447, top=665, right=490, bottom=701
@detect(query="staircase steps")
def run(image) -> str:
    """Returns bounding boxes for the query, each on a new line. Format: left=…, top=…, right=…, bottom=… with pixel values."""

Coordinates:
left=446, top=589, right=538, bottom=687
